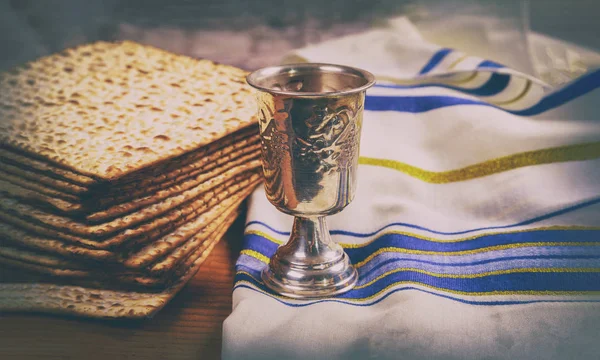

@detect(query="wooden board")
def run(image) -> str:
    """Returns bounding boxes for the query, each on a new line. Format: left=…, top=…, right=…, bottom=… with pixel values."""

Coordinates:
left=0, top=208, right=248, bottom=360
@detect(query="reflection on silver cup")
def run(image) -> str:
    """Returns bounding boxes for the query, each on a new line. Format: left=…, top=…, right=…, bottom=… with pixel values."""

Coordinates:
left=247, top=63, right=375, bottom=298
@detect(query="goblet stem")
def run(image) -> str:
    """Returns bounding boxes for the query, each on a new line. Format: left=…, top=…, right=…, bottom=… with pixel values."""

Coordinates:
left=285, top=216, right=343, bottom=266
left=261, top=216, right=358, bottom=299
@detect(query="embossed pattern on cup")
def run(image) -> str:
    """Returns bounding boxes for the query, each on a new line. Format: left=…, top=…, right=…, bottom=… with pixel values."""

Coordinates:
left=257, top=90, right=364, bottom=216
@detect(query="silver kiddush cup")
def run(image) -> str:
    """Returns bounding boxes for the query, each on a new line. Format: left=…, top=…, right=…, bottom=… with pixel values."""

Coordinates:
left=246, top=63, right=375, bottom=298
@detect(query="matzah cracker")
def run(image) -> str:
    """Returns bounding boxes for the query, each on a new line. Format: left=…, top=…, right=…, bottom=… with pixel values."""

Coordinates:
left=0, top=207, right=238, bottom=278
left=0, top=149, right=260, bottom=218
left=0, top=150, right=94, bottom=190
left=0, top=222, right=118, bottom=261
left=0, top=179, right=257, bottom=265
left=123, top=187, right=249, bottom=269
left=0, top=256, right=92, bottom=278
left=116, top=175, right=259, bottom=250
left=87, top=151, right=260, bottom=221
left=0, top=243, right=87, bottom=269
left=97, top=140, right=261, bottom=200
left=0, top=178, right=79, bottom=214
left=0, top=124, right=256, bottom=190
left=0, top=173, right=261, bottom=251
left=94, top=146, right=259, bottom=209
left=0, top=164, right=261, bottom=238
left=0, top=212, right=235, bottom=287
left=0, top=211, right=119, bottom=250
left=0, top=228, right=221, bottom=290
left=0, top=182, right=237, bottom=254
left=0, top=217, right=233, bottom=319
left=100, top=127, right=258, bottom=187
left=146, top=210, right=237, bottom=275
left=0, top=167, right=81, bottom=200
left=122, top=216, right=235, bottom=289
left=0, top=41, right=119, bottom=104
left=105, top=218, right=232, bottom=290
left=0, top=40, right=257, bottom=181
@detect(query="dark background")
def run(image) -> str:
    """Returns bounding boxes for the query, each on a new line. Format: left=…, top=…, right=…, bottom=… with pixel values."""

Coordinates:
left=1, top=0, right=600, bottom=72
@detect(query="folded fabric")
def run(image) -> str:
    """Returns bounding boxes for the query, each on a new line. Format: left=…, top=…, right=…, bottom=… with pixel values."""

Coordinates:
left=222, top=18, right=600, bottom=360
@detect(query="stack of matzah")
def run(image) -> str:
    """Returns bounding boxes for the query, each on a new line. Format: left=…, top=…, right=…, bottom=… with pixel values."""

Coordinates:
left=0, top=41, right=262, bottom=319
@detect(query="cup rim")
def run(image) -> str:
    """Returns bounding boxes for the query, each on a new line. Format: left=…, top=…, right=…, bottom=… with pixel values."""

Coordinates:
left=246, top=62, right=376, bottom=97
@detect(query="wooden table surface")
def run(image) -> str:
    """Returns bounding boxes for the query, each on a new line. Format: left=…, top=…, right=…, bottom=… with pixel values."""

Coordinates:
left=0, top=212, right=247, bottom=360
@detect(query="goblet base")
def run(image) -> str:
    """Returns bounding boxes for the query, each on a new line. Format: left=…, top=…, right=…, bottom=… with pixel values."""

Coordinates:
left=260, top=216, right=358, bottom=299
left=261, top=253, right=359, bottom=299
